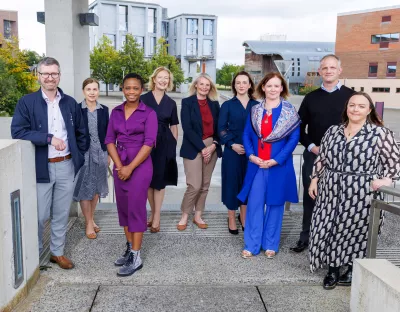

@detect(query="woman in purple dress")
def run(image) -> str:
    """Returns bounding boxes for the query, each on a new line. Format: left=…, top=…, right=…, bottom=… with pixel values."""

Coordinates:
left=105, top=73, right=157, bottom=277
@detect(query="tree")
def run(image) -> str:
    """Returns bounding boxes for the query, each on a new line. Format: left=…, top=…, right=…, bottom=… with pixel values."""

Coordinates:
left=146, top=38, right=185, bottom=88
left=117, top=34, right=148, bottom=85
left=216, top=63, right=244, bottom=89
left=90, top=36, right=119, bottom=96
left=21, top=50, right=44, bottom=67
left=0, top=36, right=38, bottom=115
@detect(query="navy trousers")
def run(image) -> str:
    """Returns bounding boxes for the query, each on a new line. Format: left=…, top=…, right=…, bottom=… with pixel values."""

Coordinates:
left=244, top=168, right=285, bottom=255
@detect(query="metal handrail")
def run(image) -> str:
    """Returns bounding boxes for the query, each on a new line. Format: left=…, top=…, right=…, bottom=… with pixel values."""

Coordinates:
left=366, top=186, right=400, bottom=258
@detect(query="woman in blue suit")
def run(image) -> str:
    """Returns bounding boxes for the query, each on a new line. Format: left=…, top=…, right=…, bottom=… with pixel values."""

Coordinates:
left=218, top=71, right=258, bottom=234
left=238, top=72, right=300, bottom=259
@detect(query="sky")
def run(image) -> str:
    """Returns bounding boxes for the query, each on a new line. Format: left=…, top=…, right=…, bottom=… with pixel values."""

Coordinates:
left=2, top=0, right=400, bottom=68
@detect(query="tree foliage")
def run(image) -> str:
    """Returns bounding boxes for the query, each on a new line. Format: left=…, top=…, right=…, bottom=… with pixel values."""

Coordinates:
left=0, top=36, right=38, bottom=116
left=21, top=49, right=44, bottom=67
left=216, top=63, right=245, bottom=89
left=147, top=38, right=185, bottom=88
left=117, top=34, right=148, bottom=85
left=89, top=36, right=120, bottom=96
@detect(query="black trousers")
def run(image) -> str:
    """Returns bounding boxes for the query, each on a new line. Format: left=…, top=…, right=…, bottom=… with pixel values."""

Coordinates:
left=299, top=150, right=317, bottom=244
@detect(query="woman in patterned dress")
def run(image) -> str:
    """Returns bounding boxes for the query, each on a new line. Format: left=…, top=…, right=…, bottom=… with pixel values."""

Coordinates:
left=308, top=91, right=400, bottom=290
left=73, top=78, right=109, bottom=239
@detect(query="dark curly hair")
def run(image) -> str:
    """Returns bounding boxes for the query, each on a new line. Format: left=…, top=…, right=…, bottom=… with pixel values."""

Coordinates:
left=122, top=73, right=144, bottom=88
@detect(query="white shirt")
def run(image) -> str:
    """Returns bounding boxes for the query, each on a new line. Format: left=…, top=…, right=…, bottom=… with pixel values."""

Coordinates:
left=42, top=90, right=70, bottom=158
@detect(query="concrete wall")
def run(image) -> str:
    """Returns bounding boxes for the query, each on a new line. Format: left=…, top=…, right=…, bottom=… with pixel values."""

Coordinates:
left=0, top=117, right=12, bottom=139
left=44, top=0, right=90, bottom=101
left=351, top=259, right=400, bottom=312
left=0, top=140, right=39, bottom=311
left=340, top=78, right=400, bottom=108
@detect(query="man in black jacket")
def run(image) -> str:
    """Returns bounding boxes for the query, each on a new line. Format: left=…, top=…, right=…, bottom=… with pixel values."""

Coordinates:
left=11, top=57, right=86, bottom=269
left=290, top=54, right=354, bottom=253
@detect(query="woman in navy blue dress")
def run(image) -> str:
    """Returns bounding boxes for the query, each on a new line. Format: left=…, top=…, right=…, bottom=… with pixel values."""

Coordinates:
left=218, top=71, right=258, bottom=234
left=140, top=67, right=179, bottom=233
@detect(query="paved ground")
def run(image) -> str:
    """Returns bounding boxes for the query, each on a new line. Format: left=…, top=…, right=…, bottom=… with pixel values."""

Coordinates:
left=12, top=92, right=400, bottom=312
left=15, top=210, right=400, bottom=312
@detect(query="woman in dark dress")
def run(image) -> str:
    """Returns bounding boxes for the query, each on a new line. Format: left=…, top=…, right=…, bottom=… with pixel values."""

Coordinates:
left=140, top=67, right=179, bottom=233
left=218, top=71, right=258, bottom=235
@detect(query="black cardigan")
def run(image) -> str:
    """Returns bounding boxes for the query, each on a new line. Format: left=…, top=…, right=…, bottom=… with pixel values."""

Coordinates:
left=80, top=103, right=109, bottom=151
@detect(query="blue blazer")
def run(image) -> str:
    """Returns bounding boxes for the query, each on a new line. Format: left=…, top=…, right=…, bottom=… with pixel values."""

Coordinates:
left=11, top=88, right=86, bottom=183
left=80, top=103, right=109, bottom=152
left=180, top=94, right=222, bottom=160
left=237, top=103, right=300, bottom=205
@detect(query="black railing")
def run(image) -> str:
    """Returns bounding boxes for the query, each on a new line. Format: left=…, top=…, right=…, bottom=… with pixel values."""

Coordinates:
left=367, top=186, right=400, bottom=258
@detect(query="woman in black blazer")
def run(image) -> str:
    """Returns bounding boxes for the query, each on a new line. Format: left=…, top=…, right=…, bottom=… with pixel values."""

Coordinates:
left=73, top=78, right=110, bottom=239
left=177, top=73, right=222, bottom=231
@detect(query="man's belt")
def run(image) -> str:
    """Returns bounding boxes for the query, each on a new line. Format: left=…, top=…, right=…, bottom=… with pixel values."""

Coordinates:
left=48, top=154, right=72, bottom=163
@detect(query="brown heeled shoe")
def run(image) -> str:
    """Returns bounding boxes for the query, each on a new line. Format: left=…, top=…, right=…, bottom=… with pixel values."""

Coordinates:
left=150, top=226, right=160, bottom=233
left=176, top=223, right=187, bottom=231
left=86, top=232, right=97, bottom=239
left=94, top=226, right=100, bottom=233
left=193, top=219, right=208, bottom=229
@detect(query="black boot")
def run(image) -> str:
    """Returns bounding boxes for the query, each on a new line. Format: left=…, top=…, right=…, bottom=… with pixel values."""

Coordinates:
left=323, top=267, right=339, bottom=290
left=289, top=240, right=308, bottom=253
left=338, top=265, right=352, bottom=286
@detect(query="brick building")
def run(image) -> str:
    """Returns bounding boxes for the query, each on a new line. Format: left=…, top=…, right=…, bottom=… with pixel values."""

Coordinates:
left=336, top=6, right=400, bottom=108
left=0, top=10, right=18, bottom=47
left=243, top=40, right=335, bottom=93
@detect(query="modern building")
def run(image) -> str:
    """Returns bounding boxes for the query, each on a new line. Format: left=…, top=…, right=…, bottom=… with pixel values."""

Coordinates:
left=243, top=40, right=335, bottom=93
left=0, top=10, right=18, bottom=48
left=336, top=6, right=400, bottom=109
left=88, top=0, right=217, bottom=93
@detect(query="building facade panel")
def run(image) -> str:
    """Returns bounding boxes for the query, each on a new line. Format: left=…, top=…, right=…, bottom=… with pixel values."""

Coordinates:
left=0, top=10, right=18, bottom=47
left=336, top=6, right=400, bottom=108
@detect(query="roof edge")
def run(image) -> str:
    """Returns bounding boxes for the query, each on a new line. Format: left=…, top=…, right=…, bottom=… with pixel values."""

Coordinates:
left=338, top=5, right=400, bottom=16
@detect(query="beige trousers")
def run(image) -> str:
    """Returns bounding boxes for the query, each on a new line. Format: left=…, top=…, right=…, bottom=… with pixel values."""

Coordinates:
left=181, top=137, right=218, bottom=213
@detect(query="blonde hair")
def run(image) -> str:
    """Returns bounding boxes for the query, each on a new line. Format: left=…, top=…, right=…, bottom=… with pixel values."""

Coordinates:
left=148, top=67, right=174, bottom=91
left=188, top=73, right=218, bottom=101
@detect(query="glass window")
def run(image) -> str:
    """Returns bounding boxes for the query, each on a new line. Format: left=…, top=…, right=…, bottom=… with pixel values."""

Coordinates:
left=380, top=34, right=391, bottom=42
left=387, top=62, right=396, bottom=77
left=372, top=87, right=390, bottom=93
left=119, top=6, right=128, bottom=31
left=360, top=87, right=364, bottom=91
left=396, top=88, right=400, bottom=93
left=371, top=35, right=380, bottom=43
left=105, top=34, right=116, bottom=48
left=391, top=33, right=399, bottom=42
left=369, top=65, right=378, bottom=74
left=148, top=8, right=156, bottom=33
left=174, top=39, right=177, bottom=54
left=3, top=20, right=12, bottom=39
left=174, top=20, right=177, bottom=36
left=121, top=35, right=126, bottom=48
left=382, top=16, right=391, bottom=22
left=203, top=39, right=213, bottom=56
left=203, top=20, right=213, bottom=36
left=186, top=39, right=197, bottom=55
left=187, top=19, right=198, bottom=35
left=150, top=37, right=156, bottom=54
left=134, top=36, right=144, bottom=49
left=162, top=21, right=169, bottom=38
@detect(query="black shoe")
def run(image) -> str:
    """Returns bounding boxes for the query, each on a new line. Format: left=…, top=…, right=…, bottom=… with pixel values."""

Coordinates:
left=238, top=215, right=244, bottom=231
left=228, top=218, right=239, bottom=235
left=338, top=266, right=352, bottom=286
left=323, top=272, right=339, bottom=290
left=289, top=240, right=308, bottom=253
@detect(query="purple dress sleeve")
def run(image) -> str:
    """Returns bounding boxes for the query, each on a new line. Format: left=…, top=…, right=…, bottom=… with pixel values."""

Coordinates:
left=104, top=110, right=117, bottom=145
left=144, top=110, right=158, bottom=147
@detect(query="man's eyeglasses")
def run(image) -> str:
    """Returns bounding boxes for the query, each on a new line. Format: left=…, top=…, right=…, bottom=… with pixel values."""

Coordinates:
left=39, top=72, right=60, bottom=79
